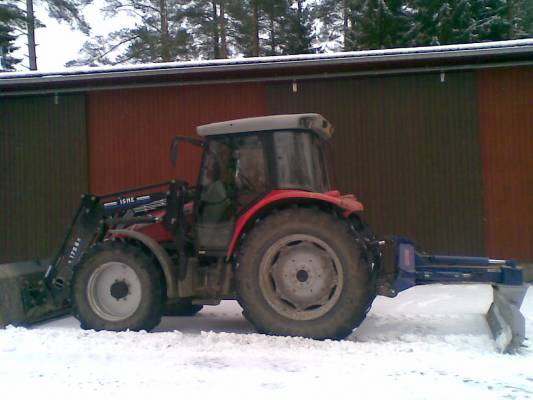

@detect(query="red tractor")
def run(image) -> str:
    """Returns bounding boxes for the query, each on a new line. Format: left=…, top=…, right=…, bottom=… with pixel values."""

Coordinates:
left=0, top=114, right=527, bottom=351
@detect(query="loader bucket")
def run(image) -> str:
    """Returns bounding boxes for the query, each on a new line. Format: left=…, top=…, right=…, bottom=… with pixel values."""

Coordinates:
left=0, top=260, right=69, bottom=328
left=486, top=284, right=528, bottom=353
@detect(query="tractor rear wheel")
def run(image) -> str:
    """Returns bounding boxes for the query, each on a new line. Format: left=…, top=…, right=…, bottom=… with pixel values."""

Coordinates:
left=236, top=208, right=372, bottom=340
left=72, top=241, right=164, bottom=331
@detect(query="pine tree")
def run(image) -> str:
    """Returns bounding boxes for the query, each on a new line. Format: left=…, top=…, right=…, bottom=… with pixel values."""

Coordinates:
left=185, top=0, right=229, bottom=59
left=355, top=0, right=410, bottom=49
left=260, top=0, right=289, bottom=55
left=470, top=0, right=509, bottom=42
left=409, top=0, right=476, bottom=46
left=0, top=0, right=92, bottom=70
left=225, top=0, right=260, bottom=56
left=315, top=0, right=361, bottom=51
left=0, top=2, right=25, bottom=71
left=0, top=26, right=20, bottom=71
left=508, top=0, right=533, bottom=38
left=283, top=0, right=314, bottom=54
left=46, top=0, right=93, bottom=34
left=68, top=0, right=192, bottom=66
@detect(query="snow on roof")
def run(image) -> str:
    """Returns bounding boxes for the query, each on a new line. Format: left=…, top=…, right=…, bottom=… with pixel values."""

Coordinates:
left=1, top=38, right=532, bottom=85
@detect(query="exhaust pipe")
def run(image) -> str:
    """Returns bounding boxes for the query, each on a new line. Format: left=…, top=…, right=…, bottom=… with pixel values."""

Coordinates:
left=486, top=284, right=528, bottom=353
left=0, top=260, right=69, bottom=328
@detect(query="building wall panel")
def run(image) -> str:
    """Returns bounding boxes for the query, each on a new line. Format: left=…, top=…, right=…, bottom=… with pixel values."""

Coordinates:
left=267, top=72, right=484, bottom=255
left=478, top=68, right=533, bottom=261
left=87, top=83, right=266, bottom=194
left=0, top=94, right=87, bottom=262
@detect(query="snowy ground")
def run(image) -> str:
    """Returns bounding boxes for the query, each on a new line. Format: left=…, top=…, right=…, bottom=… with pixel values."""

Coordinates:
left=1, top=285, right=532, bottom=399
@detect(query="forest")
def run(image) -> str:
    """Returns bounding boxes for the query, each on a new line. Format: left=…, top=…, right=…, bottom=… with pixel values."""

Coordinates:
left=1, top=0, right=533, bottom=70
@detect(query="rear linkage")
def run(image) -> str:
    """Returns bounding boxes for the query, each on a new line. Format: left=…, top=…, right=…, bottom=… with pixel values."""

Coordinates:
left=376, top=237, right=528, bottom=353
left=0, top=180, right=187, bottom=328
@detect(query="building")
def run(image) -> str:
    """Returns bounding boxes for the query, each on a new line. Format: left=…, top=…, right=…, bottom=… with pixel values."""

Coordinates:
left=1, top=39, right=532, bottom=264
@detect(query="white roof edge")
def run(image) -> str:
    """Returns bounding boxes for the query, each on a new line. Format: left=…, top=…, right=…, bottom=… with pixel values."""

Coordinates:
left=197, top=114, right=334, bottom=139
left=1, top=38, right=533, bottom=80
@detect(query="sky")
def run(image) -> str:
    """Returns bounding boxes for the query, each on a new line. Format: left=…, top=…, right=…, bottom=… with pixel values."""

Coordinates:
left=13, top=0, right=132, bottom=72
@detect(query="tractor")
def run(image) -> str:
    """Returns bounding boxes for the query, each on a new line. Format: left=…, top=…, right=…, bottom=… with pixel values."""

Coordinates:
left=0, top=114, right=527, bottom=352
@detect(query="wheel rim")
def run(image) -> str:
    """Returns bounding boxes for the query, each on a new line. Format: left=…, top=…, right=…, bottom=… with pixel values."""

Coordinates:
left=259, top=234, right=343, bottom=321
left=86, top=262, right=142, bottom=321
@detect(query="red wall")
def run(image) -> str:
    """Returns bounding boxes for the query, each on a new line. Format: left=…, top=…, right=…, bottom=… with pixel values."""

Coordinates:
left=87, top=83, right=267, bottom=194
left=478, top=68, right=533, bottom=261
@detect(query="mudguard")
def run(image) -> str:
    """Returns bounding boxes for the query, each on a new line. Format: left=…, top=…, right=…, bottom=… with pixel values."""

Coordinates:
left=226, top=189, right=364, bottom=258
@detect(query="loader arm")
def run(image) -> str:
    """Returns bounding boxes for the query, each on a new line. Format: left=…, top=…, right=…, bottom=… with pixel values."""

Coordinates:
left=0, top=180, right=186, bottom=328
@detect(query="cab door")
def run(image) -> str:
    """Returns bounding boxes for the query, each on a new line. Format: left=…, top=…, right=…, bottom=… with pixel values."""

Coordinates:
left=194, top=135, right=267, bottom=254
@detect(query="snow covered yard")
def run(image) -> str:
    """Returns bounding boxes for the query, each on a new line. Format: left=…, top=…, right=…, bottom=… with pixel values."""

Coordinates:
left=1, top=284, right=532, bottom=399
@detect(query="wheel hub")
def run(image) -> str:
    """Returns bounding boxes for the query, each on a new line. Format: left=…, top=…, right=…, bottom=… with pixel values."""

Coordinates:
left=271, top=242, right=338, bottom=311
left=110, top=279, right=130, bottom=301
left=87, top=262, right=142, bottom=321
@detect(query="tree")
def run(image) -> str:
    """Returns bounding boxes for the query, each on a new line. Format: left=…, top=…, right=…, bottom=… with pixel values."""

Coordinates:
left=506, top=0, right=533, bottom=38
left=0, top=0, right=92, bottom=70
left=261, top=0, right=289, bottom=55
left=0, top=25, right=21, bottom=71
left=185, top=0, right=229, bottom=59
left=0, top=2, right=25, bottom=71
left=354, top=0, right=411, bottom=49
left=409, top=0, right=472, bottom=46
left=68, top=0, right=193, bottom=66
left=283, top=0, right=314, bottom=54
left=315, top=0, right=359, bottom=51
left=225, top=0, right=260, bottom=56
left=225, top=0, right=315, bottom=57
left=469, top=0, right=510, bottom=42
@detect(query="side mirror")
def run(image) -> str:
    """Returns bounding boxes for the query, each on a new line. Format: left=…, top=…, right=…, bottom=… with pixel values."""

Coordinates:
left=169, top=135, right=204, bottom=167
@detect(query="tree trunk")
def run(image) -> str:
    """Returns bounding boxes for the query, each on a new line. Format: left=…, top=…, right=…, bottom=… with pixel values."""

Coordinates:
left=296, top=0, right=304, bottom=52
left=26, top=0, right=37, bottom=70
left=159, top=0, right=171, bottom=61
left=219, top=1, right=228, bottom=58
left=506, top=0, right=515, bottom=39
left=269, top=15, right=275, bottom=55
left=343, top=0, right=349, bottom=50
left=251, top=0, right=260, bottom=57
left=212, top=1, right=220, bottom=58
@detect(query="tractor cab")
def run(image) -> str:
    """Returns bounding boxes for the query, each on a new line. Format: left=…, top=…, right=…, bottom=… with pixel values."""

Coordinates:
left=192, top=114, right=335, bottom=253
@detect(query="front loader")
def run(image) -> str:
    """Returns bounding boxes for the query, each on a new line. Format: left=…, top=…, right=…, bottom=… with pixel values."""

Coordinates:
left=0, top=113, right=528, bottom=352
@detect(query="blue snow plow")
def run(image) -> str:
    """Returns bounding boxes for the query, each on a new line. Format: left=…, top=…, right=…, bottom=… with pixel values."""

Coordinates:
left=379, top=237, right=528, bottom=353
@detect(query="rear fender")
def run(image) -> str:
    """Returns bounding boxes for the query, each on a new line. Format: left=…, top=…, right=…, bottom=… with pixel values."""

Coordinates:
left=226, top=190, right=364, bottom=258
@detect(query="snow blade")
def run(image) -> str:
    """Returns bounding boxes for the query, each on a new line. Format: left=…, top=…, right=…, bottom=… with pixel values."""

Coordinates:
left=486, top=284, right=528, bottom=353
left=0, top=260, right=69, bottom=328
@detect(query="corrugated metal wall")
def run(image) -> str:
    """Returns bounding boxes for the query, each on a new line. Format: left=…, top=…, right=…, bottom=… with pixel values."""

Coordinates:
left=267, top=72, right=485, bottom=255
left=0, top=94, right=87, bottom=262
left=478, top=68, right=533, bottom=261
left=87, top=83, right=267, bottom=194
left=3, top=67, right=530, bottom=263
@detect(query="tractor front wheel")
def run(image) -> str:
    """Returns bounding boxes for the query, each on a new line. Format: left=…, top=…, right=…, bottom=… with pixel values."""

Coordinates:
left=236, top=208, right=372, bottom=340
left=72, top=241, right=164, bottom=331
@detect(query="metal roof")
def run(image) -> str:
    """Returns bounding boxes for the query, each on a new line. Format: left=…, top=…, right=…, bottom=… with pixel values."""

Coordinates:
left=1, top=39, right=533, bottom=96
left=197, top=113, right=333, bottom=139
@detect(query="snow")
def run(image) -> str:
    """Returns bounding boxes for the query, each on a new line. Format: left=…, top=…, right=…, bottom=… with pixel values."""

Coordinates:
left=2, top=38, right=533, bottom=80
left=1, top=284, right=532, bottom=399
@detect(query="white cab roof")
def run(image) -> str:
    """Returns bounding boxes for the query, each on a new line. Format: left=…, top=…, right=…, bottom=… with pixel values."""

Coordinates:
left=196, top=113, right=334, bottom=139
